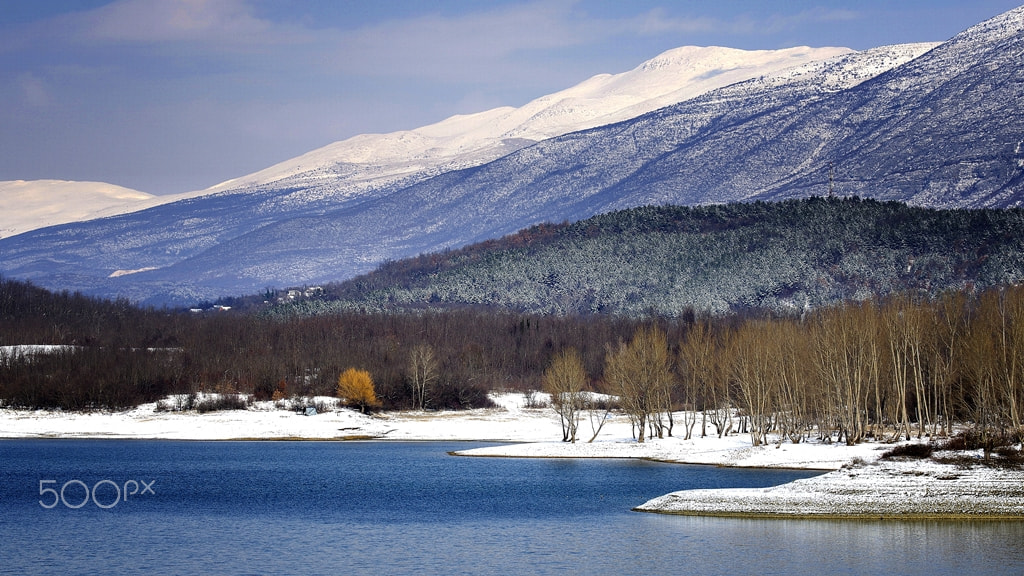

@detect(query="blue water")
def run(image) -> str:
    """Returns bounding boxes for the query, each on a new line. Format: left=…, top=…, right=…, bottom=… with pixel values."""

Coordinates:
left=0, top=440, right=1021, bottom=575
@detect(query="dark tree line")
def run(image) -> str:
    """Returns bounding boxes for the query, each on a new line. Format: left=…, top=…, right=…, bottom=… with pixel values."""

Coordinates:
left=0, top=277, right=681, bottom=410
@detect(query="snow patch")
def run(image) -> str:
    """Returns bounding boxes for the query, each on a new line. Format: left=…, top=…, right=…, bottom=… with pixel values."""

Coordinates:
left=109, top=266, right=159, bottom=278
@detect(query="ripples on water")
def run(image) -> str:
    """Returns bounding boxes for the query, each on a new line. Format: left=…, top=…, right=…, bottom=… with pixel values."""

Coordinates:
left=0, top=440, right=1021, bottom=575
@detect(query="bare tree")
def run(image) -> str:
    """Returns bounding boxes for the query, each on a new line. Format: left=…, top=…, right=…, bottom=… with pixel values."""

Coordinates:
left=730, top=321, right=777, bottom=446
left=812, top=301, right=879, bottom=445
left=679, top=322, right=719, bottom=440
left=966, top=287, right=1024, bottom=449
left=996, top=286, right=1024, bottom=432
left=965, top=302, right=1000, bottom=456
left=407, top=343, right=438, bottom=410
left=882, top=294, right=927, bottom=441
left=604, top=326, right=674, bottom=443
left=584, top=396, right=613, bottom=443
left=928, top=290, right=966, bottom=437
left=773, top=319, right=814, bottom=444
left=700, top=326, right=733, bottom=438
left=543, top=347, right=587, bottom=443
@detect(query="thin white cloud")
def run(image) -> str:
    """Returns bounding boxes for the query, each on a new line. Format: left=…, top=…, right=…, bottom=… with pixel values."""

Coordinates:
left=79, top=0, right=271, bottom=44
left=6, top=1, right=850, bottom=86
left=621, top=8, right=718, bottom=36
left=0, top=0, right=309, bottom=52
left=326, top=1, right=593, bottom=79
left=315, top=3, right=859, bottom=83
left=730, top=8, right=862, bottom=36
left=619, top=6, right=861, bottom=38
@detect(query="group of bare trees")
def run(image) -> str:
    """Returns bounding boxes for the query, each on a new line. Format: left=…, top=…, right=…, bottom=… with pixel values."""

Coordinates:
left=547, top=285, right=1024, bottom=447
left=603, top=327, right=675, bottom=443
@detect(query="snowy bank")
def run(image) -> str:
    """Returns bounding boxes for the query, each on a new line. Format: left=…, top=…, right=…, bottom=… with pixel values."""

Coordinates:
left=0, top=393, right=875, bottom=467
left=0, top=393, right=574, bottom=442
left=635, top=456, right=1024, bottom=519
left=0, top=392, right=882, bottom=468
left=451, top=432, right=883, bottom=470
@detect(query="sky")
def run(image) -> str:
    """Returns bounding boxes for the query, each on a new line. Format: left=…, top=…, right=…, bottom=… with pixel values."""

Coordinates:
left=1, top=0, right=1021, bottom=196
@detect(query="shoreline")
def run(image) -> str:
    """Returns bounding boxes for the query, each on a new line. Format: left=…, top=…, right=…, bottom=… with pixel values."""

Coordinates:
left=630, top=510, right=1024, bottom=521
left=632, top=456, right=1024, bottom=519
left=4, top=394, right=1024, bottom=519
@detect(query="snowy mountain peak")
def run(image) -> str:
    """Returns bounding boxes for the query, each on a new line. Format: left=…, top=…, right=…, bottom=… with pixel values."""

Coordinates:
left=638, top=45, right=821, bottom=72
left=202, top=45, right=854, bottom=196
left=0, top=180, right=154, bottom=239
left=6, top=1, right=1023, bottom=306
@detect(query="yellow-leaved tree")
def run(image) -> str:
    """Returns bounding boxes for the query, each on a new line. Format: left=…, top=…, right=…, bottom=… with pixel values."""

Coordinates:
left=337, top=368, right=380, bottom=413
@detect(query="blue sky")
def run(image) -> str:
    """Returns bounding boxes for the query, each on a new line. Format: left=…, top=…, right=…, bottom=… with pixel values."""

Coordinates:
left=1, top=0, right=1020, bottom=195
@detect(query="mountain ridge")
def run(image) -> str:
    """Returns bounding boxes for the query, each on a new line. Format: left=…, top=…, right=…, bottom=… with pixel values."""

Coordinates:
left=3, top=45, right=849, bottom=241
left=0, top=180, right=154, bottom=239
left=201, top=45, right=852, bottom=197
left=1, top=6, right=1021, bottom=305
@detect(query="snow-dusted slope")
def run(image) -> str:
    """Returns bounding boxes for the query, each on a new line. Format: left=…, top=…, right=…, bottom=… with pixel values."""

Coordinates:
left=3, top=46, right=850, bottom=240
left=0, top=180, right=155, bottom=239
left=203, top=46, right=851, bottom=196
left=0, top=43, right=932, bottom=304
left=5, top=1, right=1021, bottom=306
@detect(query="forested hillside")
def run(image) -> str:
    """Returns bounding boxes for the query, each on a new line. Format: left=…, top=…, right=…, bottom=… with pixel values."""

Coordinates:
left=281, top=198, right=1024, bottom=317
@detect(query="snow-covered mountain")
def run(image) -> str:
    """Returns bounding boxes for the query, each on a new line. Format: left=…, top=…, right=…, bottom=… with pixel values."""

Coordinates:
left=2, top=46, right=847, bottom=239
left=0, top=44, right=858, bottom=301
left=2, top=5, right=1022, bottom=305
left=201, top=45, right=851, bottom=198
left=0, top=180, right=155, bottom=239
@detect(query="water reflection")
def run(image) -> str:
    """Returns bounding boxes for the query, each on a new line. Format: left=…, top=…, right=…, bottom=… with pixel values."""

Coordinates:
left=632, top=515, right=1023, bottom=575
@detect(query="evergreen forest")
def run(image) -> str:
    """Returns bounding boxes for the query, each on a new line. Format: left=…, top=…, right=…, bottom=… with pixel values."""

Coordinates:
left=290, top=197, right=1024, bottom=317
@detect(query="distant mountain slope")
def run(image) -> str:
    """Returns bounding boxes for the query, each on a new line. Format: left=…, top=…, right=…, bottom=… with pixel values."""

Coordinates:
left=2, top=6, right=1022, bottom=306
left=0, top=180, right=154, bottom=239
left=283, top=198, right=1024, bottom=317
left=4, top=46, right=849, bottom=241
left=0, top=45, right=878, bottom=304
left=202, top=45, right=851, bottom=198
left=747, top=7, right=1024, bottom=206
left=132, top=43, right=937, bottom=298
left=213, top=6, right=1022, bottom=302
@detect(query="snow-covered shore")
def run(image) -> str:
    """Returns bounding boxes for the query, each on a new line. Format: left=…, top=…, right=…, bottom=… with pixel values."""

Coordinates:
left=0, top=393, right=570, bottom=443
left=0, top=393, right=880, bottom=468
left=635, top=457, right=1024, bottom=519
left=3, top=392, right=1022, bottom=519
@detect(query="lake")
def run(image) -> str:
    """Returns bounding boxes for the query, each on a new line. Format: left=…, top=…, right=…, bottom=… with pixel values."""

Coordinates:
left=0, top=440, right=1021, bottom=575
